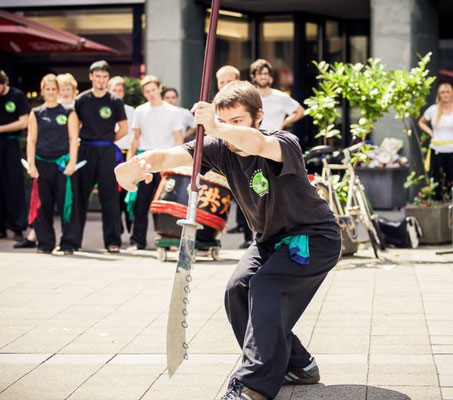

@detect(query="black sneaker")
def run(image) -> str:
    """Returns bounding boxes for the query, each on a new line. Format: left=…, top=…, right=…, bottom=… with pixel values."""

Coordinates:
left=227, top=225, right=244, bottom=234
left=13, top=239, right=36, bottom=249
left=283, top=358, right=320, bottom=385
left=239, top=240, right=253, bottom=249
left=219, top=379, right=267, bottom=400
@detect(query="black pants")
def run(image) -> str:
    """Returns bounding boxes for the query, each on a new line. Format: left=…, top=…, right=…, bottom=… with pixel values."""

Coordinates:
left=130, top=174, right=162, bottom=248
left=430, top=151, right=453, bottom=200
left=236, top=206, right=253, bottom=242
left=34, top=160, right=79, bottom=251
left=0, top=138, right=27, bottom=234
left=225, top=235, right=342, bottom=399
left=76, top=144, right=121, bottom=249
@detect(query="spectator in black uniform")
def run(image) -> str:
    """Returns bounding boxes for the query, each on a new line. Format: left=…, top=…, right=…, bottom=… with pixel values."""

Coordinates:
left=75, top=60, right=127, bottom=253
left=26, top=74, right=79, bottom=254
left=0, top=70, right=29, bottom=241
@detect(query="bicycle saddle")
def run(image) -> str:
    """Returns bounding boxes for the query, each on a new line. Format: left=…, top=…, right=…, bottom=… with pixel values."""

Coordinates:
left=306, top=145, right=335, bottom=160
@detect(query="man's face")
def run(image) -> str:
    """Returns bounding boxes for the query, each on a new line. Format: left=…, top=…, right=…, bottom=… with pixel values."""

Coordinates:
left=143, top=82, right=162, bottom=102
left=89, top=70, right=110, bottom=91
left=59, top=84, right=75, bottom=101
left=252, top=67, right=272, bottom=89
left=217, top=103, right=262, bottom=154
left=163, top=90, right=178, bottom=106
left=217, top=71, right=238, bottom=90
left=0, top=83, right=7, bottom=96
left=42, top=82, right=58, bottom=103
left=110, top=83, right=125, bottom=99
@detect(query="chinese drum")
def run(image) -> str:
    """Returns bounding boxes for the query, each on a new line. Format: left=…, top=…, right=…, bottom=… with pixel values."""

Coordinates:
left=150, top=167, right=232, bottom=242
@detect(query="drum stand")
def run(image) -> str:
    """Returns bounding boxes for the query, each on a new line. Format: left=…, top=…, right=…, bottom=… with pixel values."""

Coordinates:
left=436, top=188, right=453, bottom=255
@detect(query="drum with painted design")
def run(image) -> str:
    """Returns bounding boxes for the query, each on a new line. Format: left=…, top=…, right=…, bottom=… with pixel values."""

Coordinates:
left=151, top=166, right=232, bottom=243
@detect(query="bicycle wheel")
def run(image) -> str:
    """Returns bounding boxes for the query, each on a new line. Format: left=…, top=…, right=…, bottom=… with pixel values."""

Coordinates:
left=353, top=186, right=382, bottom=258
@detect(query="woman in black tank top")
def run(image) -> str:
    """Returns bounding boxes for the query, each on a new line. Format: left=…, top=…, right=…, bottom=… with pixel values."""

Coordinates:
left=26, top=74, right=79, bottom=254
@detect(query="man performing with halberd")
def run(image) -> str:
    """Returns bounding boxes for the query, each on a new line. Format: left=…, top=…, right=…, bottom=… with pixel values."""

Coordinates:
left=115, top=81, right=341, bottom=400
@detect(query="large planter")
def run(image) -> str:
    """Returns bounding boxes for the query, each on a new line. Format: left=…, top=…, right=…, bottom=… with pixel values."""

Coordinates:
left=355, top=167, right=409, bottom=210
left=405, top=203, right=452, bottom=244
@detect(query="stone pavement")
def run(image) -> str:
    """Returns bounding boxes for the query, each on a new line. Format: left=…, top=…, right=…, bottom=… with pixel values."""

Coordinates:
left=0, top=214, right=453, bottom=400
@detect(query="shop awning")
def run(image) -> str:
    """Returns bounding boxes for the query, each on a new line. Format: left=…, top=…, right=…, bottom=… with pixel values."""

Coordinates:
left=0, top=10, right=116, bottom=53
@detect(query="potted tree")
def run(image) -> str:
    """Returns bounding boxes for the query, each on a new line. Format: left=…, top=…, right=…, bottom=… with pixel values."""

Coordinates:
left=304, top=54, right=437, bottom=210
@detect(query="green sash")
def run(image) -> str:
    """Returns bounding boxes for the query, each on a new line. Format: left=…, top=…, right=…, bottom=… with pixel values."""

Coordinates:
left=35, top=154, right=73, bottom=223
left=124, top=150, right=145, bottom=221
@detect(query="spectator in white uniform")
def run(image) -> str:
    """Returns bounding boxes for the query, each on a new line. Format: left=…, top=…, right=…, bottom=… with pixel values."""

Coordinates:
left=250, top=59, right=305, bottom=131
left=108, top=76, right=135, bottom=154
left=162, top=87, right=196, bottom=142
left=128, top=75, right=183, bottom=250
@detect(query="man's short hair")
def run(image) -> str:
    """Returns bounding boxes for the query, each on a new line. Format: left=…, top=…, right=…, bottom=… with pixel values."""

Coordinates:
left=108, top=76, right=125, bottom=91
left=249, top=59, right=273, bottom=78
left=0, top=70, right=9, bottom=85
left=216, top=65, right=240, bottom=80
left=213, top=81, right=262, bottom=122
left=140, top=75, right=161, bottom=90
left=89, top=60, right=111, bottom=74
left=162, top=87, right=178, bottom=97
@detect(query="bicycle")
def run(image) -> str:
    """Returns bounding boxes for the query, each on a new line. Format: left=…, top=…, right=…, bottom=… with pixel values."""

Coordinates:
left=305, top=142, right=385, bottom=259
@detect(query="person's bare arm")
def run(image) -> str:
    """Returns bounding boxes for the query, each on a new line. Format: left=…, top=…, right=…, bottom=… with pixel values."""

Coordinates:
left=184, top=127, right=196, bottom=140
left=193, top=101, right=283, bottom=162
left=115, top=146, right=193, bottom=191
left=282, top=104, right=305, bottom=129
left=173, top=129, right=183, bottom=145
left=0, top=114, right=28, bottom=134
left=64, top=111, right=79, bottom=176
left=26, top=112, right=39, bottom=178
left=129, top=127, right=141, bottom=158
left=114, top=120, right=128, bottom=141
left=418, top=116, right=434, bottom=138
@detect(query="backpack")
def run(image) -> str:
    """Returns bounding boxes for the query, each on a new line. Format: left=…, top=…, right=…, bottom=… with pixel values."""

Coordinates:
left=377, top=216, right=423, bottom=248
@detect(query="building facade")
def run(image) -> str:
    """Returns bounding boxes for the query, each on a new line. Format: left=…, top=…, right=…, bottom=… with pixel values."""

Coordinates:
left=0, top=0, right=450, bottom=149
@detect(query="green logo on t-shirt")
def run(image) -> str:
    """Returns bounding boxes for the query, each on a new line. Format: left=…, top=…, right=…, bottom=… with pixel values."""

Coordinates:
left=56, top=114, right=68, bottom=125
left=99, top=106, right=112, bottom=119
left=5, top=101, right=16, bottom=113
left=250, top=170, right=269, bottom=196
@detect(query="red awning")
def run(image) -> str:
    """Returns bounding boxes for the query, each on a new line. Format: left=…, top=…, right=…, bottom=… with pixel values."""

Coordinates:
left=0, top=10, right=116, bottom=53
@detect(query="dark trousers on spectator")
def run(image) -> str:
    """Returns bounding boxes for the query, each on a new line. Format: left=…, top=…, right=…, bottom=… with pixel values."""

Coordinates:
left=76, top=144, right=121, bottom=249
left=34, top=159, right=79, bottom=252
left=0, top=138, right=27, bottom=234
left=130, top=174, right=162, bottom=249
left=430, top=150, right=453, bottom=200
left=225, top=235, right=341, bottom=399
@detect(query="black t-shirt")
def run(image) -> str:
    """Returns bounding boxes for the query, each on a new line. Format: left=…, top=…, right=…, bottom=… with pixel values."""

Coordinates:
left=75, top=90, right=126, bottom=141
left=33, top=104, right=72, bottom=157
left=183, top=130, right=341, bottom=243
left=0, top=87, right=30, bottom=139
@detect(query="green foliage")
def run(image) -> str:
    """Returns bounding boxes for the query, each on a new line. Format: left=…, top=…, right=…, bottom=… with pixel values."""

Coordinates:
left=123, top=77, right=146, bottom=108
left=303, top=53, right=436, bottom=147
left=331, top=174, right=349, bottom=206
left=404, top=171, right=438, bottom=206
left=391, top=53, right=436, bottom=120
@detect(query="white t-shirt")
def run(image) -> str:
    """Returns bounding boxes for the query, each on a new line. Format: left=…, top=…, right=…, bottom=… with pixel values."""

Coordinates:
left=115, top=104, right=135, bottom=150
left=178, top=106, right=195, bottom=134
left=132, top=101, right=183, bottom=150
left=260, top=89, right=300, bottom=131
left=424, top=104, right=453, bottom=153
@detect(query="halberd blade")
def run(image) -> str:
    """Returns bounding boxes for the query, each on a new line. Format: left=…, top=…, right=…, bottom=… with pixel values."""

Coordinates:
left=166, top=224, right=197, bottom=377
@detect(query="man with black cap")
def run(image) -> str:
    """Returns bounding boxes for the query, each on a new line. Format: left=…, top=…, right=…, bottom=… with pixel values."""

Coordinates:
left=75, top=60, right=127, bottom=252
left=0, top=70, right=29, bottom=241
